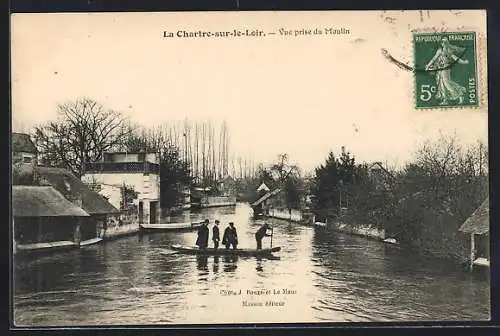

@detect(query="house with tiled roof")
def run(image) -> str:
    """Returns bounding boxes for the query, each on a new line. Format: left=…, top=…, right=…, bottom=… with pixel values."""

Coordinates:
left=12, top=132, right=37, bottom=157
left=12, top=133, right=37, bottom=181
left=34, top=166, right=120, bottom=242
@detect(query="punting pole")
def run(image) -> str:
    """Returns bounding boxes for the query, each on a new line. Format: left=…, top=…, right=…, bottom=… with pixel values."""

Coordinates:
left=270, top=227, right=274, bottom=248
left=470, top=233, right=475, bottom=272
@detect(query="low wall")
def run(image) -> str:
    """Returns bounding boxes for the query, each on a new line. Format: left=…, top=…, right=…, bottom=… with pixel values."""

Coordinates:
left=103, top=214, right=140, bottom=239
left=267, top=208, right=303, bottom=222
left=201, top=196, right=237, bottom=207
left=103, top=223, right=140, bottom=239
left=334, top=222, right=386, bottom=240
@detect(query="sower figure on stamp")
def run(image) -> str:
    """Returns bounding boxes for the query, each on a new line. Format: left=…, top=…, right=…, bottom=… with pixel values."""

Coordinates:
left=222, top=222, right=238, bottom=250
left=425, top=36, right=469, bottom=105
left=255, top=222, right=272, bottom=250
left=195, top=219, right=209, bottom=249
left=212, top=219, right=220, bottom=249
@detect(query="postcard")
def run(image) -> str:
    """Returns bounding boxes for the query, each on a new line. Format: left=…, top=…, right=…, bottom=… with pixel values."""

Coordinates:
left=11, top=10, right=489, bottom=326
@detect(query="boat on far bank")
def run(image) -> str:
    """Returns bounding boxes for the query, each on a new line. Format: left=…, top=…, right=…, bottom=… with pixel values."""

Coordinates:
left=139, top=221, right=204, bottom=232
left=473, top=257, right=490, bottom=268
left=80, top=237, right=103, bottom=247
left=314, top=221, right=328, bottom=228
left=15, top=240, right=79, bottom=255
left=383, top=238, right=399, bottom=245
left=171, top=244, right=281, bottom=257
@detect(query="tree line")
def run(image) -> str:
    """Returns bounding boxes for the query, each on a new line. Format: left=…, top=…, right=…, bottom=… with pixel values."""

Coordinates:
left=234, top=135, right=488, bottom=263
left=14, top=97, right=488, bottom=262
left=310, top=136, right=488, bottom=262
left=15, top=97, right=259, bottom=210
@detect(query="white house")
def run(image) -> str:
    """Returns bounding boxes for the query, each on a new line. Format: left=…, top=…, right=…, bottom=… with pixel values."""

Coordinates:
left=81, top=152, right=161, bottom=224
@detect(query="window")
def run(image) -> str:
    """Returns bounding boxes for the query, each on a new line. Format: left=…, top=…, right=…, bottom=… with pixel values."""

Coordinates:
left=22, top=156, right=32, bottom=164
left=103, top=153, right=113, bottom=162
left=138, top=153, right=146, bottom=162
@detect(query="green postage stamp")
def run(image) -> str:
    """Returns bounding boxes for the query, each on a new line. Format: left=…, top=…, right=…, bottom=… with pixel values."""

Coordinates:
left=413, top=31, right=478, bottom=109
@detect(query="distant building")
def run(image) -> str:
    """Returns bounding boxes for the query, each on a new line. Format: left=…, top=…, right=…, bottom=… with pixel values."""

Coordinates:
left=218, top=175, right=236, bottom=196
left=12, top=132, right=37, bottom=166
left=459, top=198, right=489, bottom=270
left=250, top=186, right=306, bottom=222
left=35, top=166, right=120, bottom=241
left=251, top=188, right=281, bottom=213
left=12, top=133, right=37, bottom=180
left=368, top=162, right=394, bottom=191
left=12, top=186, right=90, bottom=254
left=81, top=151, right=160, bottom=224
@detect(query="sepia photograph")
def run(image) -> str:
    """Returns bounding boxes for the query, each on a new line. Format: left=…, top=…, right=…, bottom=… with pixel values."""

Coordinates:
left=10, top=10, right=489, bottom=326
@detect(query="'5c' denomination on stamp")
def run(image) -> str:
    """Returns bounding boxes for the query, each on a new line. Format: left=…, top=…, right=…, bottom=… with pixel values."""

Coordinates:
left=413, top=31, right=478, bottom=109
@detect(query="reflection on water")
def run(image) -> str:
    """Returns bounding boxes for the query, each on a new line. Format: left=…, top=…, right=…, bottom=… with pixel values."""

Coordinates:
left=13, top=203, right=490, bottom=325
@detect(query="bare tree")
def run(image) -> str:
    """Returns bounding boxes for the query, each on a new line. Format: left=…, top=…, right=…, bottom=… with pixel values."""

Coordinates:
left=33, top=97, right=132, bottom=177
left=270, top=153, right=299, bottom=183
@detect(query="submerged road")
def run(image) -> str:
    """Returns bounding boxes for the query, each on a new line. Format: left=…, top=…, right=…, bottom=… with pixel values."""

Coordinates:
left=13, top=203, right=490, bottom=325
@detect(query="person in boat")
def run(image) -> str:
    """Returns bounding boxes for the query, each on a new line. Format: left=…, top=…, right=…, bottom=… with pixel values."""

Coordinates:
left=195, top=219, right=210, bottom=249
left=255, top=222, right=272, bottom=250
left=222, top=222, right=238, bottom=250
left=212, top=220, right=220, bottom=249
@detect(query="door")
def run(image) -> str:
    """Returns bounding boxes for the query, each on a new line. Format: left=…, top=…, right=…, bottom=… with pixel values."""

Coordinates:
left=150, top=201, right=157, bottom=224
left=138, top=202, right=144, bottom=224
left=96, top=218, right=104, bottom=238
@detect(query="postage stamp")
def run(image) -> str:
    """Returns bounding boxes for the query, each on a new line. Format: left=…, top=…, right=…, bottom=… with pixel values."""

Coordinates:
left=413, top=31, right=478, bottom=109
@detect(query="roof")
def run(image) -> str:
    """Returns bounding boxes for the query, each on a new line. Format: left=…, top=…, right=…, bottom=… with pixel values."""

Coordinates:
left=369, top=162, right=394, bottom=179
left=104, top=151, right=159, bottom=155
left=35, top=166, right=120, bottom=215
left=12, top=133, right=37, bottom=154
left=12, top=186, right=90, bottom=218
left=257, top=183, right=270, bottom=192
left=251, top=188, right=281, bottom=207
left=459, top=198, right=489, bottom=235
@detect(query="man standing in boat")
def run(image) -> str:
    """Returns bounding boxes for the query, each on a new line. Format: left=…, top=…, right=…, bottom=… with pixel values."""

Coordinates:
left=196, top=219, right=210, bottom=249
left=255, top=222, right=272, bottom=250
left=222, top=222, right=238, bottom=250
left=212, top=220, right=221, bottom=249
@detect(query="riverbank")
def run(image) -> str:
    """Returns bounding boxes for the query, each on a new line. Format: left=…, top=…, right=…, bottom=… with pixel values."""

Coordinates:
left=259, top=209, right=394, bottom=243
left=320, top=220, right=476, bottom=269
left=103, top=223, right=140, bottom=240
left=332, top=222, right=387, bottom=241
left=262, top=206, right=474, bottom=268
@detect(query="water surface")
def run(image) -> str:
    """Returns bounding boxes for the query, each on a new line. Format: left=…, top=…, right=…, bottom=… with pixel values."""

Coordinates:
left=14, top=203, right=490, bottom=325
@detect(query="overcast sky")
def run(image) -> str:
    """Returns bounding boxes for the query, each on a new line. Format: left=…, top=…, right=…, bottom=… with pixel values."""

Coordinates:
left=11, top=10, right=488, bottom=172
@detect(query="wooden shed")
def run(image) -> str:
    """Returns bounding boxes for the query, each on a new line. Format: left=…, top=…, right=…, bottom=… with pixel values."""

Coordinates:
left=35, top=166, right=120, bottom=242
left=12, top=186, right=90, bottom=254
left=459, top=198, right=489, bottom=270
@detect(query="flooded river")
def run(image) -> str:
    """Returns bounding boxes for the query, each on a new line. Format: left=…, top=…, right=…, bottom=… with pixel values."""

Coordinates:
left=13, top=203, right=490, bottom=325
